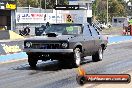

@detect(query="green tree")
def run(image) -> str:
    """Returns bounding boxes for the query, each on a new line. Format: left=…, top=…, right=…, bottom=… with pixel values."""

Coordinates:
left=41, top=0, right=68, bottom=9
left=17, top=0, right=27, bottom=7
left=58, top=0, right=69, bottom=5
left=17, top=0, right=68, bottom=8
left=41, top=0, right=55, bottom=9
left=92, top=0, right=126, bottom=22
left=27, top=0, right=39, bottom=7
left=92, top=0, right=100, bottom=20
left=108, top=0, right=125, bottom=21
left=97, top=0, right=107, bottom=23
left=17, top=0, right=39, bottom=7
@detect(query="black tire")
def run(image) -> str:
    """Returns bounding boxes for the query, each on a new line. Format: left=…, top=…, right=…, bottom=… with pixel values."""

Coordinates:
left=58, top=48, right=81, bottom=68
left=92, top=47, right=103, bottom=62
left=71, top=48, right=81, bottom=67
left=58, top=59, right=67, bottom=68
left=28, top=54, right=38, bottom=68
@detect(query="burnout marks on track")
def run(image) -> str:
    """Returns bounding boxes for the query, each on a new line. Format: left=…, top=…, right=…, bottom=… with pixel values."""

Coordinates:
left=9, top=61, right=63, bottom=76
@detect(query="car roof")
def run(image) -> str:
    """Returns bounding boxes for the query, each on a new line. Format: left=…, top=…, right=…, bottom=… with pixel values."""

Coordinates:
left=50, top=23, right=90, bottom=26
left=51, top=23, right=82, bottom=25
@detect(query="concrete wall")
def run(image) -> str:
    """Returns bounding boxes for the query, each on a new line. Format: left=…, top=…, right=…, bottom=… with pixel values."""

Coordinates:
left=0, top=30, right=10, bottom=40
left=112, top=17, right=126, bottom=27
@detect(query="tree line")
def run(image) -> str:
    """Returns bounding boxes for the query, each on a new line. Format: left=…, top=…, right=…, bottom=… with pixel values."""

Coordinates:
left=93, top=0, right=132, bottom=23
left=16, top=0, right=68, bottom=8
left=16, top=0, right=131, bottom=23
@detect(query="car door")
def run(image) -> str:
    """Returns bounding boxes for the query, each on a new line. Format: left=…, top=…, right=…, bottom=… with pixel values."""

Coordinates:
left=89, top=26, right=101, bottom=52
left=82, top=24, right=95, bottom=56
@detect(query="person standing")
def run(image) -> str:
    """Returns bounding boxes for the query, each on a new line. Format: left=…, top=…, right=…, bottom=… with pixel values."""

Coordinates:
left=123, top=18, right=129, bottom=35
left=128, top=17, right=132, bottom=25
left=128, top=17, right=132, bottom=35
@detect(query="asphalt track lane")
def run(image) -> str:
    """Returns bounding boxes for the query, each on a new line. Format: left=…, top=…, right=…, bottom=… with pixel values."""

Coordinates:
left=1, top=35, right=132, bottom=62
left=0, top=42, right=132, bottom=88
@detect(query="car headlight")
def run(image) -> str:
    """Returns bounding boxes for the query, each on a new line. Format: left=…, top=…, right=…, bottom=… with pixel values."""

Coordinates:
left=25, top=42, right=32, bottom=48
left=62, top=43, right=68, bottom=48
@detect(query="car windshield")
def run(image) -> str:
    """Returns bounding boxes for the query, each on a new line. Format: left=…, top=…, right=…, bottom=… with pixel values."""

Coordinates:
left=44, top=24, right=82, bottom=35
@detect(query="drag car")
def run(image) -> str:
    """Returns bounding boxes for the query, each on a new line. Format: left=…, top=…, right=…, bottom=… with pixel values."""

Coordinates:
left=23, top=23, right=108, bottom=68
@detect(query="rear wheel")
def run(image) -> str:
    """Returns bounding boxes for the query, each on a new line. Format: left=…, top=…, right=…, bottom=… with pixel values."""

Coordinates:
left=92, top=47, right=103, bottom=62
left=28, top=54, right=38, bottom=68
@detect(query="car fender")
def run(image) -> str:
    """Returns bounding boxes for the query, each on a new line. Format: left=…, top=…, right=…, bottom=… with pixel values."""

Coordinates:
left=73, top=42, right=84, bottom=52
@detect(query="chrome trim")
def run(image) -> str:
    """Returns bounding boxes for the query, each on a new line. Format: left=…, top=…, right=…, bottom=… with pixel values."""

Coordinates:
left=23, top=49, right=73, bottom=53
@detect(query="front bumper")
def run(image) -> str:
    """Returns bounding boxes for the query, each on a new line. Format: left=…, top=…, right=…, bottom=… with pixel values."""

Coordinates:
left=23, top=49, right=73, bottom=53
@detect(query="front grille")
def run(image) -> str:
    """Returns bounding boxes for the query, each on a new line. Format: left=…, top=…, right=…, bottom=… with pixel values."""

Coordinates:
left=32, top=43, right=61, bottom=49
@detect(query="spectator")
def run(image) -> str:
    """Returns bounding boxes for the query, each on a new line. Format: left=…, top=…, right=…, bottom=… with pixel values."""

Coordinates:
left=123, top=18, right=129, bottom=35
left=128, top=17, right=132, bottom=25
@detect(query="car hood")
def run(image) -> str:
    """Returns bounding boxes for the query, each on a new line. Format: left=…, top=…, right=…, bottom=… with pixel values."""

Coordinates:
left=25, top=35, right=76, bottom=41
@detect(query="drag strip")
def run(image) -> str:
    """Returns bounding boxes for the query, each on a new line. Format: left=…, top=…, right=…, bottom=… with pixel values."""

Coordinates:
left=0, top=40, right=132, bottom=88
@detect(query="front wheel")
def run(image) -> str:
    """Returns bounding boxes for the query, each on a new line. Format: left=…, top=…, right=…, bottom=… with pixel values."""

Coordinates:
left=92, top=47, right=103, bottom=62
left=28, top=54, right=38, bottom=68
left=58, top=48, right=81, bottom=68
left=71, top=48, right=81, bottom=67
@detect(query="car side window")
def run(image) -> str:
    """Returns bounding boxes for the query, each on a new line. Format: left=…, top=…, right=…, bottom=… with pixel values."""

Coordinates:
left=94, top=27, right=100, bottom=35
left=90, top=26, right=99, bottom=37
left=83, top=25, right=92, bottom=36
left=88, top=26, right=92, bottom=36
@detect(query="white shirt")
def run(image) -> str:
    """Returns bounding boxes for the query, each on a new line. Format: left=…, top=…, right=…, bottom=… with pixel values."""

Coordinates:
left=123, top=18, right=128, bottom=27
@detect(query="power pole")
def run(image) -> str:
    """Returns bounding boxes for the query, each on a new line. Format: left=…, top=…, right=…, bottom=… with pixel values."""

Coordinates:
left=56, top=0, right=57, bottom=23
left=107, top=0, right=108, bottom=25
left=45, top=0, right=46, bottom=12
left=40, top=0, right=41, bottom=12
